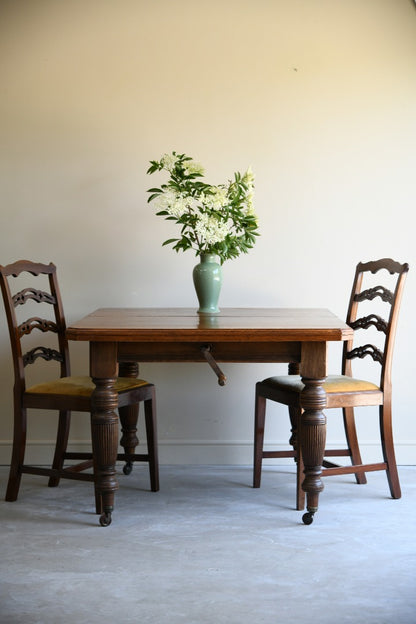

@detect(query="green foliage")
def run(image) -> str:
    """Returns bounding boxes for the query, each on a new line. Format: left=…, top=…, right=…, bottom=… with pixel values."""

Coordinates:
left=146, top=151, right=259, bottom=264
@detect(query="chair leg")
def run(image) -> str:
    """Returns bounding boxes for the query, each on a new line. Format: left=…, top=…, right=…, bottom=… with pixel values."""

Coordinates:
left=48, top=410, right=71, bottom=487
left=253, top=388, right=266, bottom=488
left=379, top=403, right=401, bottom=499
left=144, top=392, right=159, bottom=492
left=5, top=405, right=27, bottom=501
left=342, top=406, right=367, bottom=484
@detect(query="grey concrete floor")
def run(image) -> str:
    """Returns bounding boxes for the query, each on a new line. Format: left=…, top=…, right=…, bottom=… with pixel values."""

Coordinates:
left=0, top=464, right=415, bottom=624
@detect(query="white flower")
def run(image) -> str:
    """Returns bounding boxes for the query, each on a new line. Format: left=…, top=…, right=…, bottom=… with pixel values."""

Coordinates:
left=154, top=189, right=177, bottom=211
left=244, top=191, right=256, bottom=216
left=169, top=195, right=190, bottom=218
left=160, top=153, right=178, bottom=172
left=195, top=213, right=230, bottom=245
left=155, top=190, right=191, bottom=218
left=242, top=166, right=255, bottom=187
left=184, top=160, right=204, bottom=176
left=205, top=186, right=229, bottom=210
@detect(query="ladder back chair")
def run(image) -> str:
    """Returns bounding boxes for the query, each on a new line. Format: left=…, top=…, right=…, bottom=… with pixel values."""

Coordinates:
left=0, top=260, right=159, bottom=526
left=253, top=258, right=409, bottom=523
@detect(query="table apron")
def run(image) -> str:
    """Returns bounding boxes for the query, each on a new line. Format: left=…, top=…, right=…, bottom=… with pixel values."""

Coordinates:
left=117, top=341, right=302, bottom=363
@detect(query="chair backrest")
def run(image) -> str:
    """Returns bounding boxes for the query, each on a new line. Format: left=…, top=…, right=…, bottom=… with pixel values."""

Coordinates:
left=0, top=260, right=70, bottom=394
left=342, top=258, right=409, bottom=390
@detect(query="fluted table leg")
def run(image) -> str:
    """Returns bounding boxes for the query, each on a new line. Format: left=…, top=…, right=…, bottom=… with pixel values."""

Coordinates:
left=90, top=342, right=119, bottom=527
left=299, top=342, right=328, bottom=524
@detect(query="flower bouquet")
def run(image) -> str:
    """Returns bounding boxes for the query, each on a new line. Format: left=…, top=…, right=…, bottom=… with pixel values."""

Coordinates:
left=147, top=151, right=259, bottom=312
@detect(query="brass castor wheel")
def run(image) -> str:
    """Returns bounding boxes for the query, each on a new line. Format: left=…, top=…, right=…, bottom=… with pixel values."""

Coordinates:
left=302, top=511, right=314, bottom=525
left=123, top=462, right=133, bottom=476
left=99, top=512, right=112, bottom=527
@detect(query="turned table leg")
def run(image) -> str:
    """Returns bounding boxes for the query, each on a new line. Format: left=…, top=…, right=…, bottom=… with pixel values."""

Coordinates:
left=299, top=342, right=328, bottom=525
left=118, top=361, right=140, bottom=475
left=90, top=342, right=119, bottom=527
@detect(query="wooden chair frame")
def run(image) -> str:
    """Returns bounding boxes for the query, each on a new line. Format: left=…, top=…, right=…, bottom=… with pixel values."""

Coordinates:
left=253, top=258, right=409, bottom=514
left=0, top=260, right=159, bottom=524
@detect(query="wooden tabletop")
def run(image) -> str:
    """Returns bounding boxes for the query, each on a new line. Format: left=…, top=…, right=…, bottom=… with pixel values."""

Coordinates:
left=66, top=308, right=353, bottom=343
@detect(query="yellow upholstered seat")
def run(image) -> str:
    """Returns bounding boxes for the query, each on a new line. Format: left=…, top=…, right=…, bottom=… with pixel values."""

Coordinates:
left=261, top=374, right=380, bottom=395
left=26, top=375, right=150, bottom=397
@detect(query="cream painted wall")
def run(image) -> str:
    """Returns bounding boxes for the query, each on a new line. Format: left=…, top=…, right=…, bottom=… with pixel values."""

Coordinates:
left=0, top=0, right=415, bottom=466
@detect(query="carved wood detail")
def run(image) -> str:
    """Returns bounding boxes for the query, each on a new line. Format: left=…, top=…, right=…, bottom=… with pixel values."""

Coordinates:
left=359, top=258, right=405, bottom=275
left=354, top=285, right=393, bottom=305
left=18, top=317, right=58, bottom=336
left=90, top=378, right=119, bottom=413
left=13, top=288, right=56, bottom=307
left=23, top=346, right=64, bottom=366
left=346, top=343, right=383, bottom=364
left=349, top=313, right=388, bottom=334
left=119, top=361, right=139, bottom=377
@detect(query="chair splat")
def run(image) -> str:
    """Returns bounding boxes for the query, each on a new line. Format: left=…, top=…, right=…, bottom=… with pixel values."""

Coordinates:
left=349, top=314, right=388, bottom=333
left=18, top=317, right=59, bottom=336
left=23, top=346, right=64, bottom=366
left=13, top=287, right=56, bottom=306
left=346, top=343, right=384, bottom=364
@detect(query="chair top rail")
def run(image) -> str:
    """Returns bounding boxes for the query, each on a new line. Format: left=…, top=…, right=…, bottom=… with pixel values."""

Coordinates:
left=0, top=260, right=56, bottom=278
left=357, top=258, right=409, bottom=275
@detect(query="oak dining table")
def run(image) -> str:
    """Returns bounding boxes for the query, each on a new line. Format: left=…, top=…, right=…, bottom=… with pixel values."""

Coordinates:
left=66, top=307, right=354, bottom=526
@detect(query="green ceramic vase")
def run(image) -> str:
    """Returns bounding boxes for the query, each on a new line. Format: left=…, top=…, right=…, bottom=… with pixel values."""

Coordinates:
left=192, top=253, right=222, bottom=314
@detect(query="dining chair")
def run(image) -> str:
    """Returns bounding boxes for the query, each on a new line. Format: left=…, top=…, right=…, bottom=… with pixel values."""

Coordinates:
left=0, top=260, right=159, bottom=526
left=253, top=258, right=409, bottom=524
